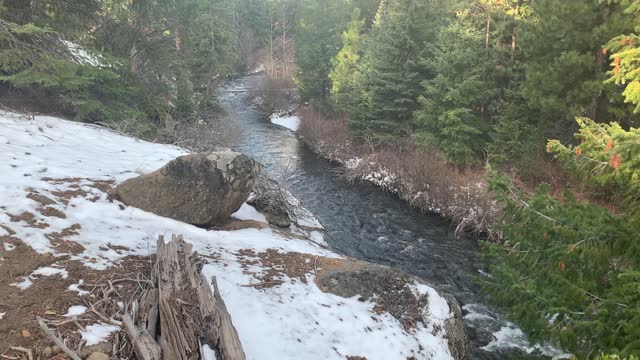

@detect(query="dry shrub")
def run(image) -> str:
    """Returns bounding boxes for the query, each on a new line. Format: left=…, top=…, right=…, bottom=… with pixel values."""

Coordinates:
left=297, top=106, right=358, bottom=159
left=156, top=111, right=244, bottom=152
left=249, top=75, right=297, bottom=114
left=298, top=107, right=499, bottom=238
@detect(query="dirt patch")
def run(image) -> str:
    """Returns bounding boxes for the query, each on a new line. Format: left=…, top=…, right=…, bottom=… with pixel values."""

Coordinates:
left=45, top=224, right=84, bottom=254
left=38, top=206, right=66, bottom=219
left=8, top=211, right=49, bottom=229
left=27, top=192, right=57, bottom=206
left=235, top=249, right=351, bottom=289
left=42, top=177, right=115, bottom=204
left=0, top=238, right=149, bottom=359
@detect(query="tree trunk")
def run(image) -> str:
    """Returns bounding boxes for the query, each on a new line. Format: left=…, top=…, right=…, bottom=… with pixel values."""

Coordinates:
left=511, top=0, right=520, bottom=59
left=125, top=235, right=246, bottom=360
left=485, top=1, right=492, bottom=49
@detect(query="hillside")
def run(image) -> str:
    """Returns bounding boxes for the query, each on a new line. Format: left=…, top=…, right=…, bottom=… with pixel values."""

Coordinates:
left=0, top=112, right=458, bottom=360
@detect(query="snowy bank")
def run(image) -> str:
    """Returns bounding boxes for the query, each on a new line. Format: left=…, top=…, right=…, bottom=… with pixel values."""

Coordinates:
left=0, top=112, right=461, bottom=359
left=270, top=113, right=300, bottom=131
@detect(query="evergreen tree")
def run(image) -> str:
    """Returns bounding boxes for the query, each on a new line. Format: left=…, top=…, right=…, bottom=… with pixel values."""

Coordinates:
left=295, top=0, right=349, bottom=107
left=351, top=0, right=442, bottom=139
left=520, top=0, right=637, bottom=138
left=413, top=18, right=496, bottom=165
left=328, top=10, right=365, bottom=112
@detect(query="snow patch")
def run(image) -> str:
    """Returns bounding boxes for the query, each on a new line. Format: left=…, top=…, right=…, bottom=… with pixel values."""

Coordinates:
left=61, top=40, right=103, bottom=67
left=64, top=305, right=87, bottom=317
left=231, top=203, right=267, bottom=223
left=10, top=277, right=33, bottom=290
left=32, top=266, right=69, bottom=279
left=270, top=114, right=300, bottom=132
left=3, top=243, right=15, bottom=251
left=68, top=280, right=90, bottom=296
left=80, top=323, right=120, bottom=346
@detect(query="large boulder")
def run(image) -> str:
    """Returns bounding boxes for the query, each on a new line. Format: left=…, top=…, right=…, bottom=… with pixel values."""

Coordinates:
left=316, top=263, right=467, bottom=360
left=113, top=151, right=260, bottom=226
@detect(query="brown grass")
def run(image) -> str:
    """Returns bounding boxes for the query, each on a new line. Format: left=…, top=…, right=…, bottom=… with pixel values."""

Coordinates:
left=298, top=107, right=499, bottom=238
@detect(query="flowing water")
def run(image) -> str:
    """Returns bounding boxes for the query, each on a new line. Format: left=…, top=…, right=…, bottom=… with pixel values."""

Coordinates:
left=217, top=74, right=561, bottom=360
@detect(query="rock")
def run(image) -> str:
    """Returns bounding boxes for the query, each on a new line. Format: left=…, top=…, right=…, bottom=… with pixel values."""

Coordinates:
left=27, top=192, right=56, bottom=206
left=221, top=220, right=270, bottom=231
left=42, top=347, right=53, bottom=357
left=52, top=345, right=61, bottom=354
left=113, top=152, right=260, bottom=226
left=442, top=293, right=468, bottom=360
left=86, top=351, right=109, bottom=360
left=264, top=210, right=291, bottom=227
left=78, top=342, right=112, bottom=358
left=317, top=263, right=467, bottom=360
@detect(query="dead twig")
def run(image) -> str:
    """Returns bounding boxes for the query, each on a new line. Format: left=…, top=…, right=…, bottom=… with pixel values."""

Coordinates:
left=8, top=347, right=32, bottom=360
left=36, top=316, right=82, bottom=360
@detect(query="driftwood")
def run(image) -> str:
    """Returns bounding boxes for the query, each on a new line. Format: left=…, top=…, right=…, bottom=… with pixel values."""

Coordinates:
left=125, top=234, right=245, bottom=360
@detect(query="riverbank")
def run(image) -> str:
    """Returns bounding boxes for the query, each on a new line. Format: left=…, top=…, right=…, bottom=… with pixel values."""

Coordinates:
left=294, top=107, right=500, bottom=239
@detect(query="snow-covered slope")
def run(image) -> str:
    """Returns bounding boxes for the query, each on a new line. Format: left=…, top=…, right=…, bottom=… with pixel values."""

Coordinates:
left=0, top=112, right=455, bottom=360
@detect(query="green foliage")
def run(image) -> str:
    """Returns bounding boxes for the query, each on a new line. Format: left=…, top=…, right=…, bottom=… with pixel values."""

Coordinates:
left=483, top=169, right=640, bottom=357
left=547, top=117, right=640, bottom=223
left=329, top=12, right=364, bottom=112
left=413, top=19, right=495, bottom=165
left=350, top=0, right=442, bottom=139
left=295, top=0, right=350, bottom=107
left=520, top=0, right=637, bottom=130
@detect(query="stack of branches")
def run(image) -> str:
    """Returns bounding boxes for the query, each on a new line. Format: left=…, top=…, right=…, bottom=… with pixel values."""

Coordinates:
left=35, top=235, right=245, bottom=360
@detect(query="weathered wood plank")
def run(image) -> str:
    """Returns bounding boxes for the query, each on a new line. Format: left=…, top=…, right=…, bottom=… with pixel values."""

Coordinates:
left=154, top=234, right=246, bottom=360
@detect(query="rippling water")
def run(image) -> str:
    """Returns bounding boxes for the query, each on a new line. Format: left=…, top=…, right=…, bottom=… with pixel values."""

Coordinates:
left=217, top=74, right=558, bottom=360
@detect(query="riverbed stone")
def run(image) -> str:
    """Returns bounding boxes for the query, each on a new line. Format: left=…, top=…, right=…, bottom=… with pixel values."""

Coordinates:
left=112, top=151, right=260, bottom=226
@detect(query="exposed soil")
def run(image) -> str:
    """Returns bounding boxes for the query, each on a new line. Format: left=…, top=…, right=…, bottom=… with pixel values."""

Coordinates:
left=235, top=248, right=353, bottom=289
left=0, top=226, right=150, bottom=359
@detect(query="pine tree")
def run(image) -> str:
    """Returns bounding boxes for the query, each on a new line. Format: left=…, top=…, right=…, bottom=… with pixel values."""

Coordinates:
left=295, top=0, right=350, bottom=107
left=484, top=167, right=640, bottom=357
left=328, top=10, right=365, bottom=112
left=412, top=18, right=496, bottom=165
left=520, top=0, right=637, bottom=137
left=351, top=0, right=442, bottom=139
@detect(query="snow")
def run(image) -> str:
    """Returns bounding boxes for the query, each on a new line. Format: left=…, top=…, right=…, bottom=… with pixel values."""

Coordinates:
left=0, top=312, right=5, bottom=320
left=32, top=266, right=68, bottom=279
left=61, top=40, right=103, bottom=67
left=270, top=114, right=300, bottom=132
left=10, top=277, right=33, bottom=290
left=232, top=203, right=267, bottom=223
left=64, top=305, right=87, bottom=317
left=0, top=112, right=456, bottom=360
left=201, top=343, right=218, bottom=360
left=10, top=266, right=68, bottom=289
left=80, top=323, right=120, bottom=346
left=68, top=280, right=90, bottom=296
left=3, top=243, right=15, bottom=251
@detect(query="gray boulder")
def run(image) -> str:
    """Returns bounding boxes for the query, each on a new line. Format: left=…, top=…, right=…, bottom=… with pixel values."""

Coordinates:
left=316, top=263, right=467, bottom=360
left=113, top=151, right=260, bottom=226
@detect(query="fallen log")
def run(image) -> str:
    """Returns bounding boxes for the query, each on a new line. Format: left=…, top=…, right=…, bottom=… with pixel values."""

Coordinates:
left=126, top=234, right=245, bottom=360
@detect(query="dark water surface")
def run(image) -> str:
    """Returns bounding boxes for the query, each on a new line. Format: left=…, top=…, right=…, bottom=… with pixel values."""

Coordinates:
left=217, top=74, right=560, bottom=360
